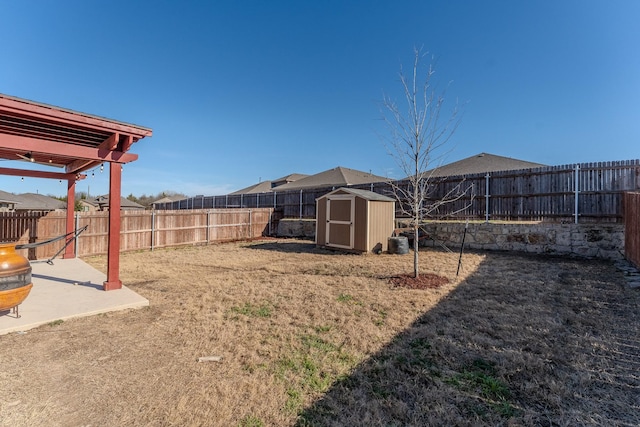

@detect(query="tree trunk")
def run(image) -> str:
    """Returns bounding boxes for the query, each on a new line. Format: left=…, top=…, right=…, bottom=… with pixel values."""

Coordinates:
left=413, top=224, right=419, bottom=278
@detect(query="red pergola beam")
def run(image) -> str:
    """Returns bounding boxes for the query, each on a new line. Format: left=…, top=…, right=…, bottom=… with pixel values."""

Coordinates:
left=0, top=166, right=85, bottom=180
left=65, top=159, right=99, bottom=174
left=0, top=95, right=152, bottom=139
left=0, top=133, right=138, bottom=164
left=99, top=133, right=119, bottom=151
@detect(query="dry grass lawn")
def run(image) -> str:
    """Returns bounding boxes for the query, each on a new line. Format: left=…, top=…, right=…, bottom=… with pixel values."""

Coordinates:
left=1, top=239, right=639, bottom=426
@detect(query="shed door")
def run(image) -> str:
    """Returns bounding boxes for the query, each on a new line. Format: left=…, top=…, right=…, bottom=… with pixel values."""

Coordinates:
left=325, top=195, right=355, bottom=249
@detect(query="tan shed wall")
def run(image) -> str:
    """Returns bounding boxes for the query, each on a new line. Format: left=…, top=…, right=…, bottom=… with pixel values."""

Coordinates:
left=354, top=197, right=367, bottom=251
left=316, top=198, right=327, bottom=246
left=368, top=200, right=395, bottom=252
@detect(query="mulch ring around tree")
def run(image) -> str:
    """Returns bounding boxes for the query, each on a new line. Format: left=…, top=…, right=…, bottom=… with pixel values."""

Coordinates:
left=387, top=273, right=449, bottom=289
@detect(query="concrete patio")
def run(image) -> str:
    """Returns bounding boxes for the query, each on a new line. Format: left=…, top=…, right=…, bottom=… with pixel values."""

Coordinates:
left=0, top=258, right=148, bottom=335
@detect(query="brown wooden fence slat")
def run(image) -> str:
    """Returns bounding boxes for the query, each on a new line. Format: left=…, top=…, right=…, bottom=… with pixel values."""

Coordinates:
left=624, top=192, right=640, bottom=269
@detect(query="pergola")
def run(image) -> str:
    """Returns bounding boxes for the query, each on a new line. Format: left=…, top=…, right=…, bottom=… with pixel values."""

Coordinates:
left=0, top=93, right=152, bottom=290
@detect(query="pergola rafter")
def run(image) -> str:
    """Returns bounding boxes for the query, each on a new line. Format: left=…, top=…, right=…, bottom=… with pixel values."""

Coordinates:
left=0, top=93, right=152, bottom=291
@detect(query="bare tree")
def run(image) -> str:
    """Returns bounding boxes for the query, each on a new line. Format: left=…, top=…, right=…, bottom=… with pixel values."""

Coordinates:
left=381, top=48, right=471, bottom=278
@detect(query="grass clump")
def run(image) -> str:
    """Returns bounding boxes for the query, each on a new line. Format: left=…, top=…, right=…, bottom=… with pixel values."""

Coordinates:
left=237, top=415, right=264, bottom=427
left=273, top=333, right=356, bottom=415
left=445, top=357, right=516, bottom=419
left=230, top=302, right=272, bottom=318
left=336, top=293, right=355, bottom=303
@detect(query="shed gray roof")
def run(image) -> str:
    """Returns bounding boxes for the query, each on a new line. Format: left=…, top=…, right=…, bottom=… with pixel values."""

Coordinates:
left=275, top=167, right=389, bottom=191
left=427, top=153, right=546, bottom=177
left=320, top=187, right=395, bottom=202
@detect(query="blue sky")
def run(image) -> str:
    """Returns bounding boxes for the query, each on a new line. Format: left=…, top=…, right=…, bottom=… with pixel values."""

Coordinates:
left=1, top=1, right=638, bottom=198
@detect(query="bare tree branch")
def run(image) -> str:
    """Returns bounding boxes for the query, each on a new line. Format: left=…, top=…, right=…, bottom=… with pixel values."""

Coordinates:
left=380, top=48, right=472, bottom=277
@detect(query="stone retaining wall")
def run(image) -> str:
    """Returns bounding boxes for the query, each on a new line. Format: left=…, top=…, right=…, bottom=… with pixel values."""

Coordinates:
left=420, top=222, right=625, bottom=260
left=276, top=218, right=625, bottom=260
left=277, top=219, right=316, bottom=238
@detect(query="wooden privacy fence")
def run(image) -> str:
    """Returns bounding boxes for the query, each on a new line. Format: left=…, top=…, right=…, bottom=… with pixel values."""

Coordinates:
left=155, top=160, right=640, bottom=223
left=5, top=208, right=274, bottom=260
left=0, top=211, right=45, bottom=242
left=624, top=192, right=640, bottom=269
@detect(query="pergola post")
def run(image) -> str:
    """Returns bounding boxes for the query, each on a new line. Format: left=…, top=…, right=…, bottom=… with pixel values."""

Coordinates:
left=63, top=179, right=76, bottom=259
left=103, top=162, right=122, bottom=291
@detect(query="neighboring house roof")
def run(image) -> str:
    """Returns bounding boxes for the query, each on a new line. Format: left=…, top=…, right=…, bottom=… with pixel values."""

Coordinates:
left=230, top=173, right=309, bottom=195
left=79, top=198, right=99, bottom=208
left=321, top=187, right=395, bottom=202
left=94, top=195, right=145, bottom=210
left=13, top=193, right=65, bottom=210
left=427, top=153, right=546, bottom=177
left=151, top=195, right=187, bottom=205
left=275, top=167, right=389, bottom=191
left=271, top=173, right=308, bottom=187
left=229, top=181, right=274, bottom=195
left=0, top=190, right=20, bottom=204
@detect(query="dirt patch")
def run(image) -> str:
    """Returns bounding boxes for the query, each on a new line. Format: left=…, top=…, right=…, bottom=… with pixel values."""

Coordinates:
left=0, top=240, right=638, bottom=426
left=388, top=273, right=449, bottom=289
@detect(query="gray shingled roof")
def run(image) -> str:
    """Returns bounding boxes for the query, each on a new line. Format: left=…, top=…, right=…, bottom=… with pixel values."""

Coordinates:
left=94, top=195, right=145, bottom=209
left=0, top=190, right=20, bottom=204
left=427, top=153, right=546, bottom=177
left=230, top=173, right=309, bottom=195
left=271, top=173, right=308, bottom=185
left=229, top=180, right=274, bottom=195
left=275, top=167, right=389, bottom=191
left=151, top=195, right=187, bottom=205
left=14, top=193, right=65, bottom=210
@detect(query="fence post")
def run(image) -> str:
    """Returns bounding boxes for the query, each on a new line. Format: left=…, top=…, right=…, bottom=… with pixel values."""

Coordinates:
left=206, top=210, right=210, bottom=244
left=74, top=212, right=80, bottom=258
left=299, top=190, right=303, bottom=219
left=574, top=164, right=580, bottom=224
left=249, top=209, right=252, bottom=238
left=485, top=173, right=490, bottom=223
left=151, top=210, right=155, bottom=251
left=27, top=212, right=38, bottom=260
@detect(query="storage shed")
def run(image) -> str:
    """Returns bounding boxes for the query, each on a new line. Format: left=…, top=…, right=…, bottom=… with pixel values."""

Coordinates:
left=316, top=188, right=395, bottom=253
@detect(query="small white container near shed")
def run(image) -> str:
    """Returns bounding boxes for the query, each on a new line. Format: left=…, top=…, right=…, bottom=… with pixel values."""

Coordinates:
left=316, top=188, right=395, bottom=253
